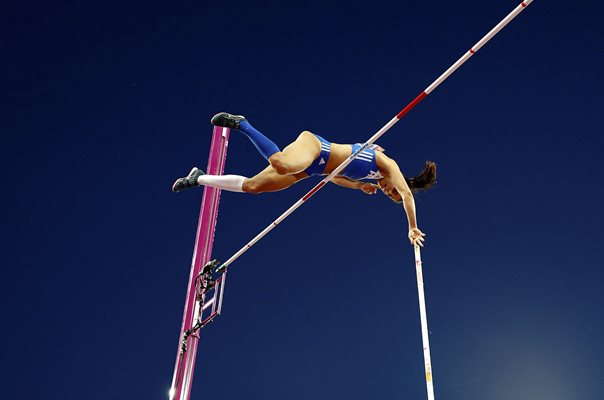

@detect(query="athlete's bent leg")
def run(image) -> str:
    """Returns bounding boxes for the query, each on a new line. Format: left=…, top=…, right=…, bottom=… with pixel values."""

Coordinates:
left=211, top=113, right=281, bottom=160
left=211, top=113, right=320, bottom=176
left=268, top=131, right=320, bottom=176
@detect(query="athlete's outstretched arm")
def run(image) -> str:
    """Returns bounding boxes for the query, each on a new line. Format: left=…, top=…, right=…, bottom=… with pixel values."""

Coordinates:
left=377, top=155, right=425, bottom=246
left=331, top=176, right=378, bottom=194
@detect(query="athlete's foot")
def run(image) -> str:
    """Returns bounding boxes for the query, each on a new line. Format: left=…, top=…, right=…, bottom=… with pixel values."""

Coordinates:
left=211, top=112, right=247, bottom=129
left=172, top=167, right=205, bottom=192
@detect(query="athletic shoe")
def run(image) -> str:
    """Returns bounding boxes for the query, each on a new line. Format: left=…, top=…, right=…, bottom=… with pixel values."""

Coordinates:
left=211, top=112, right=247, bottom=129
left=172, top=167, right=205, bottom=192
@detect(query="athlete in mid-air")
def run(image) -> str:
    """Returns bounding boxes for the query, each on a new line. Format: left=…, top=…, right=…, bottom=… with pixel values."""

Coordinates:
left=173, top=112, right=436, bottom=246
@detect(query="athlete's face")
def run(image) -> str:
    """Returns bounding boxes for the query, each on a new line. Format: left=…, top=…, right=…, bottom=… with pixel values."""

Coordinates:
left=377, top=179, right=402, bottom=203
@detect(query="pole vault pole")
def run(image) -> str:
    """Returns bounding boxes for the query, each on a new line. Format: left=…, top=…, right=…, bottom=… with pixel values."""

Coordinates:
left=215, top=0, right=534, bottom=274
left=414, top=245, right=434, bottom=400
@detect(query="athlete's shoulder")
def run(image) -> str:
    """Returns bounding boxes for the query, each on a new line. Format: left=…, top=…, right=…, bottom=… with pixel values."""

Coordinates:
left=375, top=151, right=400, bottom=174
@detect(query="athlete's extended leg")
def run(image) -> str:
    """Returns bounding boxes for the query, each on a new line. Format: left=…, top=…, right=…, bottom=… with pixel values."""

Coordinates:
left=172, top=166, right=307, bottom=194
left=242, top=165, right=308, bottom=193
left=172, top=168, right=247, bottom=193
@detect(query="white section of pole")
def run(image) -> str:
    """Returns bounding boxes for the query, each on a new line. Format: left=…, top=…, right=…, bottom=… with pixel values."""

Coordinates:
left=425, top=0, right=533, bottom=94
left=425, top=52, right=473, bottom=95
left=414, top=245, right=435, bottom=400
left=472, top=2, right=528, bottom=53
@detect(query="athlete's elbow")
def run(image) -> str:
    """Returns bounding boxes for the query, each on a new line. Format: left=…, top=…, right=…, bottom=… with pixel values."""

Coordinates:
left=400, top=188, right=413, bottom=201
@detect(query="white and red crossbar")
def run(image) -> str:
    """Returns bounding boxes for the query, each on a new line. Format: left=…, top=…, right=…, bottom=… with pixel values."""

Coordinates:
left=218, top=0, right=534, bottom=273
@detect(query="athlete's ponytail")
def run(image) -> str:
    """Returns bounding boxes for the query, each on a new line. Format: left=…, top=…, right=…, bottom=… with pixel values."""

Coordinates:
left=405, top=161, right=437, bottom=193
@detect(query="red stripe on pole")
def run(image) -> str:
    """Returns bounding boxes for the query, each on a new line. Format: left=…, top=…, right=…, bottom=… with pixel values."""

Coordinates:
left=302, top=181, right=326, bottom=201
left=521, top=1, right=527, bottom=7
left=396, top=92, right=428, bottom=119
left=470, top=49, right=476, bottom=54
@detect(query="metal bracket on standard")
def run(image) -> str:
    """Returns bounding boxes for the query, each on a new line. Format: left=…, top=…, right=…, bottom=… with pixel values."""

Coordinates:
left=197, top=259, right=221, bottom=294
left=179, top=260, right=227, bottom=354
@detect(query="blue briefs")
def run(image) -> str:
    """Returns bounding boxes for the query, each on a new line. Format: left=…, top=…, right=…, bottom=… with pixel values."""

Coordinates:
left=304, top=134, right=383, bottom=181
left=304, top=134, right=332, bottom=176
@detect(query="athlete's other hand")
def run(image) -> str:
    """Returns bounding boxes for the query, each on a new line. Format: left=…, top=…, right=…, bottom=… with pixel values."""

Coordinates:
left=408, top=228, right=426, bottom=247
left=360, top=183, right=378, bottom=195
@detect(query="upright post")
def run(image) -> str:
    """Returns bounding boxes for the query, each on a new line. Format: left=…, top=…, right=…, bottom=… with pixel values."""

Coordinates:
left=414, top=245, right=435, bottom=400
left=169, top=126, right=230, bottom=400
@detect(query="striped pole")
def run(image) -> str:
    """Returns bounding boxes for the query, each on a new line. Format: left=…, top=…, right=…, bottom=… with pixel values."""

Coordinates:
left=217, top=0, right=534, bottom=272
left=414, top=245, right=435, bottom=400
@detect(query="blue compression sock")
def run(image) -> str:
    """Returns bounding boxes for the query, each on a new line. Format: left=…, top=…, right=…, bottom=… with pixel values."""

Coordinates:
left=237, top=120, right=281, bottom=160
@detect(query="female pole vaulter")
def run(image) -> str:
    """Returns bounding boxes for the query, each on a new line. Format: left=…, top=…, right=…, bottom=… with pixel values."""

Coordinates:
left=172, top=112, right=436, bottom=247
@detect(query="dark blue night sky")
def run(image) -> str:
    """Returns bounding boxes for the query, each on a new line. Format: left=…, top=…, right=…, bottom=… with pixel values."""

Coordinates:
left=2, top=1, right=603, bottom=399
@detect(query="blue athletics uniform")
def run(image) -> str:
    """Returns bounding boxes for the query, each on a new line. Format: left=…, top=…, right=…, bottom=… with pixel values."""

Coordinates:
left=304, top=134, right=384, bottom=181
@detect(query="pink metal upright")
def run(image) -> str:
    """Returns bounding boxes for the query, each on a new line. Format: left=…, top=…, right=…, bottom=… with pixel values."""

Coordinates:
left=170, top=126, right=230, bottom=400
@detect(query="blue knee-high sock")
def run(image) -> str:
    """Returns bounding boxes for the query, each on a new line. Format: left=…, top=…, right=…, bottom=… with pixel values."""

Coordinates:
left=237, top=120, right=281, bottom=160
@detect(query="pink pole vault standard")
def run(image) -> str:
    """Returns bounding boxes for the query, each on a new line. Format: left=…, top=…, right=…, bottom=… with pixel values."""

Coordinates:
left=216, top=0, right=534, bottom=274
left=169, top=126, right=230, bottom=400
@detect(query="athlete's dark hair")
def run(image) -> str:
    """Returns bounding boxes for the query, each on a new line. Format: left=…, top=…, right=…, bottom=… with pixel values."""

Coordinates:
left=384, top=161, right=437, bottom=204
left=405, top=161, right=437, bottom=193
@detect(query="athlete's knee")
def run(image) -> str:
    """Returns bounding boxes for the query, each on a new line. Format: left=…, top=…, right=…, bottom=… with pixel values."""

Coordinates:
left=242, top=178, right=263, bottom=194
left=268, top=153, right=295, bottom=175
